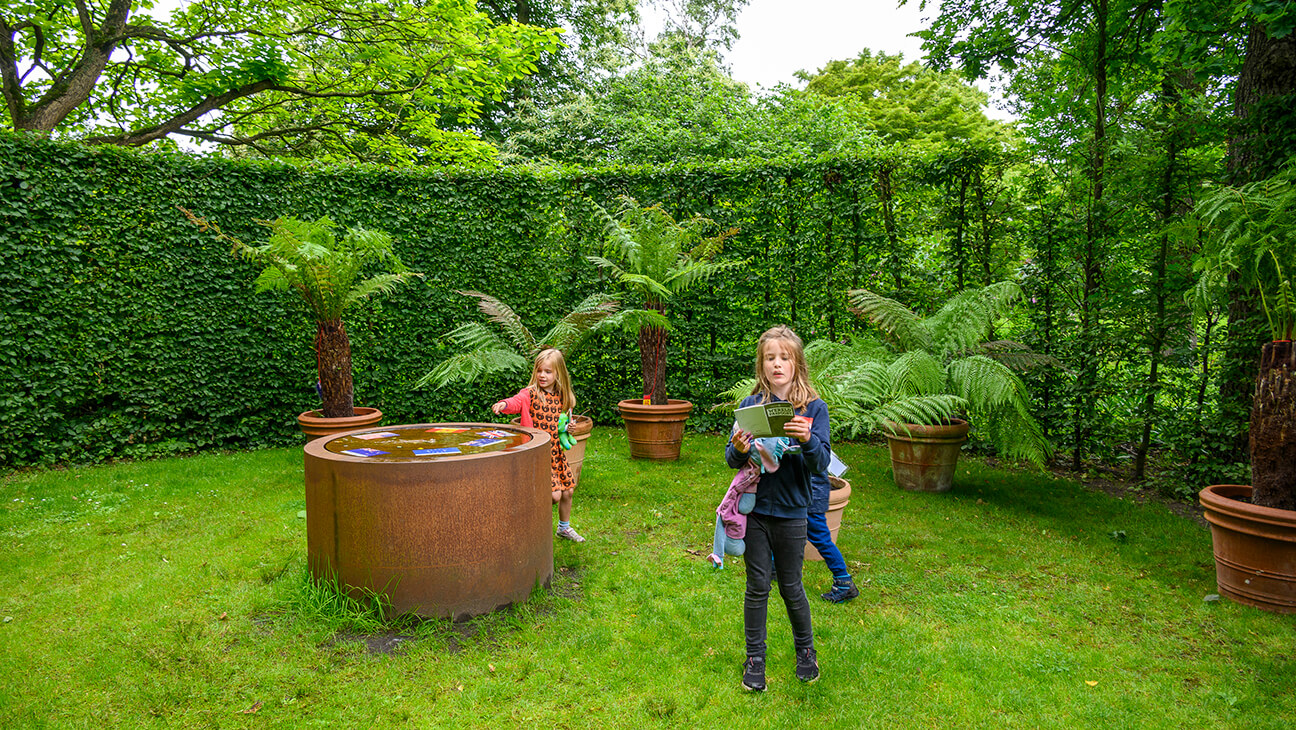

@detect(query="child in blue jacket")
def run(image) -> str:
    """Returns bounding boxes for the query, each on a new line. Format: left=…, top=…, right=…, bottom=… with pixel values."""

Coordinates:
left=726, top=325, right=829, bottom=691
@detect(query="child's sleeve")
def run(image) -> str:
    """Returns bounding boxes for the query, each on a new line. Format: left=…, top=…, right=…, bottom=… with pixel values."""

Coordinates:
left=497, top=388, right=529, bottom=415
left=799, top=400, right=831, bottom=475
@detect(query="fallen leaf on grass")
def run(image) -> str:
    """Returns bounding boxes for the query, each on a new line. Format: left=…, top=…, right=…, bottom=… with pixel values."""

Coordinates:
left=218, top=612, right=228, bottom=620
left=241, top=701, right=262, bottom=714
left=685, top=549, right=701, bottom=556
left=1085, top=681, right=1098, bottom=687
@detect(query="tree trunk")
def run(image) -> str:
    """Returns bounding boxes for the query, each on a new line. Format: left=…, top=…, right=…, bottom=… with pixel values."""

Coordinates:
left=974, top=167, right=993, bottom=286
left=639, top=319, right=669, bottom=406
left=315, top=319, right=355, bottom=418
left=876, top=164, right=905, bottom=290
left=1072, top=0, right=1109, bottom=472
left=1250, top=341, right=1296, bottom=511
left=1219, top=22, right=1296, bottom=460
left=6, top=0, right=133, bottom=132
left=1135, top=76, right=1183, bottom=481
left=954, top=175, right=967, bottom=291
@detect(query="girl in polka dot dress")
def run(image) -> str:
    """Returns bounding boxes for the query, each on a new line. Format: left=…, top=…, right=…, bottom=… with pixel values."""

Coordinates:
left=493, top=348, right=585, bottom=542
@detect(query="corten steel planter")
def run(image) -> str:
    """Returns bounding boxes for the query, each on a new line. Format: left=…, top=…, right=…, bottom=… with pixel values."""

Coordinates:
left=304, top=423, right=553, bottom=620
left=1199, top=484, right=1296, bottom=614
left=510, top=414, right=595, bottom=486
left=883, top=419, right=970, bottom=492
left=806, top=475, right=852, bottom=561
left=618, top=399, right=693, bottom=460
left=298, top=407, right=382, bottom=441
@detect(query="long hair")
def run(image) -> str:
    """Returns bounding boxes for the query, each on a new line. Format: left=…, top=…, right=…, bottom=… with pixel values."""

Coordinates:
left=751, top=325, right=819, bottom=410
left=528, top=348, right=576, bottom=411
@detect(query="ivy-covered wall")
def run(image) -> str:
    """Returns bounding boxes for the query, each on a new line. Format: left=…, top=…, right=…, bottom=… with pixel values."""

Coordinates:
left=1, top=133, right=907, bottom=467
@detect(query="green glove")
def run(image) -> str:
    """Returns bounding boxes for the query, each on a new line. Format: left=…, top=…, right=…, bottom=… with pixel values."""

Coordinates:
left=557, top=412, right=575, bottom=450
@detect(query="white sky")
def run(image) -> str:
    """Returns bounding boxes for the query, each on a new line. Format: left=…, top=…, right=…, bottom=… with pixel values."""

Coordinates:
left=726, top=0, right=930, bottom=90
left=724, top=0, right=1013, bottom=120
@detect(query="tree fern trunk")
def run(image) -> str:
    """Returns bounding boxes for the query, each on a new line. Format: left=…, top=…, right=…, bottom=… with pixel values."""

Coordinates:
left=640, top=322, right=669, bottom=405
left=316, top=319, right=355, bottom=418
left=1250, top=341, right=1296, bottom=511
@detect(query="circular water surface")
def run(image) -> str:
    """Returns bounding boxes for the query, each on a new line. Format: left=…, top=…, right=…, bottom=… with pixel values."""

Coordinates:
left=323, top=423, right=533, bottom=461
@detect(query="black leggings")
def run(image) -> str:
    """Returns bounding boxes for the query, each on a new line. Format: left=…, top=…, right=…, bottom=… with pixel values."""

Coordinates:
left=743, top=513, right=815, bottom=658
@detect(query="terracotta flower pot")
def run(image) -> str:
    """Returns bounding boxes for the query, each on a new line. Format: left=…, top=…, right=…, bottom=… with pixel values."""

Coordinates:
left=882, top=419, right=970, bottom=492
left=618, top=399, right=693, bottom=460
left=298, top=407, right=383, bottom=441
left=510, top=414, right=595, bottom=487
left=1199, top=484, right=1296, bottom=614
left=805, top=475, right=852, bottom=561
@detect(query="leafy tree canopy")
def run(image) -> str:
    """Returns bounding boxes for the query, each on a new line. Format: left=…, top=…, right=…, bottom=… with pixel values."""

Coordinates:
left=797, top=49, right=1011, bottom=151
left=501, top=45, right=880, bottom=164
left=1, top=0, right=562, bottom=164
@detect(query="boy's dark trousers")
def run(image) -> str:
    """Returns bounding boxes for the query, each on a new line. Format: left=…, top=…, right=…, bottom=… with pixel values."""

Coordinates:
left=742, top=513, right=814, bottom=658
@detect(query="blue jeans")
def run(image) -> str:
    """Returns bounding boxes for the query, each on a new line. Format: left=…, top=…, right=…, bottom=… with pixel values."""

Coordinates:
left=806, top=510, right=851, bottom=583
left=743, top=514, right=814, bottom=658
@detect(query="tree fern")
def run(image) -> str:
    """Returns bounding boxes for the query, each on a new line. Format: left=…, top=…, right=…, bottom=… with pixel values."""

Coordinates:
left=180, top=209, right=419, bottom=417
left=834, top=282, right=1056, bottom=467
left=588, top=195, right=746, bottom=404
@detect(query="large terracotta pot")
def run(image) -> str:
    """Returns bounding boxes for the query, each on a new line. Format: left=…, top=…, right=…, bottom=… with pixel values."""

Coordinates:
left=1199, top=484, right=1296, bottom=614
left=806, top=475, right=852, bottom=561
left=510, top=414, right=595, bottom=486
left=618, top=399, right=693, bottom=460
left=883, top=419, right=970, bottom=492
left=298, top=407, right=382, bottom=441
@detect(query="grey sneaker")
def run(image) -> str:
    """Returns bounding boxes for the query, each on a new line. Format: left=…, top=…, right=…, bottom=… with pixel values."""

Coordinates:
left=556, top=526, right=585, bottom=542
left=795, top=647, right=819, bottom=683
left=742, top=656, right=766, bottom=692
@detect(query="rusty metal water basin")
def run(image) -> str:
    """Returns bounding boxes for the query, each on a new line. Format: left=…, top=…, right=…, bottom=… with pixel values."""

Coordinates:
left=303, top=422, right=553, bottom=620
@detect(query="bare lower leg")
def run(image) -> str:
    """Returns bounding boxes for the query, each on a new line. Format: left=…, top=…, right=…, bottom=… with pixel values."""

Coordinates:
left=558, top=489, right=573, bottom=522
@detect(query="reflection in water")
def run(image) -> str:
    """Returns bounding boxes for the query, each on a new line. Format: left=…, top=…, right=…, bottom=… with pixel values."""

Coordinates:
left=324, top=424, right=533, bottom=461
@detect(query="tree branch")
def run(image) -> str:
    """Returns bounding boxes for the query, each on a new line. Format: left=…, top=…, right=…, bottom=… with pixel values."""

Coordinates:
left=21, top=0, right=133, bottom=131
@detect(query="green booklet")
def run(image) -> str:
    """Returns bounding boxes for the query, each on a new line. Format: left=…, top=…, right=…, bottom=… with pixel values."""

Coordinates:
left=734, top=402, right=796, bottom=438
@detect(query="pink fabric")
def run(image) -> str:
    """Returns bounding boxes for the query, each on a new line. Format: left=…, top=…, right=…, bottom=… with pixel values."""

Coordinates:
left=716, top=461, right=760, bottom=539
left=497, top=387, right=533, bottom=427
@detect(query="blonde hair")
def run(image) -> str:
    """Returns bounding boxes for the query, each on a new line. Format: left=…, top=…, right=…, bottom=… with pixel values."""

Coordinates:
left=751, top=325, right=819, bottom=411
left=528, top=348, right=576, bottom=411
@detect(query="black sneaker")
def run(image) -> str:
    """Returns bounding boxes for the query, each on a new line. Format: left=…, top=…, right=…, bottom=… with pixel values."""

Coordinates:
left=795, top=647, right=819, bottom=683
left=742, top=656, right=766, bottom=692
left=821, top=579, right=859, bottom=604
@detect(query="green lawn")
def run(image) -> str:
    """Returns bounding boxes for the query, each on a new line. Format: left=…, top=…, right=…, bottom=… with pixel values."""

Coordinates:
left=1, top=429, right=1292, bottom=728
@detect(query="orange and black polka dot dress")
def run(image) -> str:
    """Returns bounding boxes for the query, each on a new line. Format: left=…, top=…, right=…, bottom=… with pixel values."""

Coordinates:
left=531, top=388, right=574, bottom=492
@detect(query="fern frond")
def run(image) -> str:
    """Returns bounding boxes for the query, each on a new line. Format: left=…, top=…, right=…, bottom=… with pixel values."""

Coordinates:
left=947, top=355, right=1051, bottom=466
left=839, top=395, right=967, bottom=437
left=887, top=350, right=947, bottom=397
left=847, top=289, right=931, bottom=351
left=457, top=290, right=536, bottom=358
left=925, top=282, right=1022, bottom=356
left=539, top=293, right=621, bottom=354
left=415, top=347, right=529, bottom=390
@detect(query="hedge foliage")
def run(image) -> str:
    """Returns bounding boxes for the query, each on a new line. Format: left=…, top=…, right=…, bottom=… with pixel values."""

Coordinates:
left=1, top=133, right=926, bottom=467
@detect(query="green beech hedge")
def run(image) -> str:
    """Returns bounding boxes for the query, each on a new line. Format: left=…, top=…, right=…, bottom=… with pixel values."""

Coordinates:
left=1, top=133, right=920, bottom=467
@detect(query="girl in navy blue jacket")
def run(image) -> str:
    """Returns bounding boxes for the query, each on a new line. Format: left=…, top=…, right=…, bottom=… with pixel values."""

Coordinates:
left=726, top=325, right=830, bottom=691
